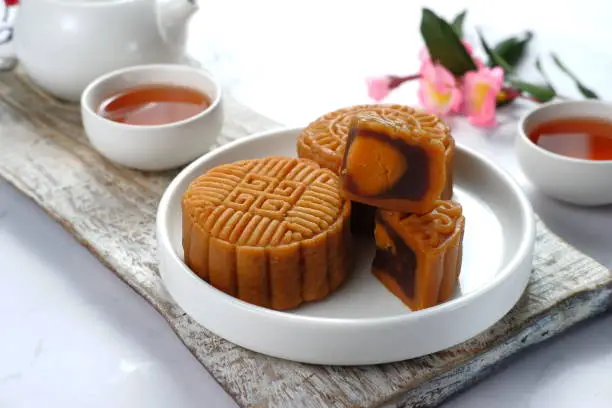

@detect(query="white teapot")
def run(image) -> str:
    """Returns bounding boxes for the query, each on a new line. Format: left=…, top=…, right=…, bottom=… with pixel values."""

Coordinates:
left=0, top=0, right=198, bottom=101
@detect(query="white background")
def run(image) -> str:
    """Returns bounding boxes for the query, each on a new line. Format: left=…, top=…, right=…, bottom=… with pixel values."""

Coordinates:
left=2, top=0, right=612, bottom=407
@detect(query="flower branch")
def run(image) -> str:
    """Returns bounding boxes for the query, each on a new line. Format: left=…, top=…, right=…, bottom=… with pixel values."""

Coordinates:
left=366, top=8, right=598, bottom=128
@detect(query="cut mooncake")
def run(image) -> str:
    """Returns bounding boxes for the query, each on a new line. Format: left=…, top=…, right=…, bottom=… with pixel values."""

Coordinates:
left=181, top=156, right=352, bottom=310
left=297, top=103, right=453, bottom=233
left=297, top=104, right=451, bottom=173
left=372, top=200, right=465, bottom=311
left=340, top=113, right=455, bottom=214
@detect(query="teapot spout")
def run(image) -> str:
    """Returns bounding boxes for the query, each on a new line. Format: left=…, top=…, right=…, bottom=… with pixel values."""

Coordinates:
left=156, top=0, right=198, bottom=50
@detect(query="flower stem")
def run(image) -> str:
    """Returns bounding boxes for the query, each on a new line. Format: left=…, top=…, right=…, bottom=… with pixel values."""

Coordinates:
left=389, top=73, right=421, bottom=89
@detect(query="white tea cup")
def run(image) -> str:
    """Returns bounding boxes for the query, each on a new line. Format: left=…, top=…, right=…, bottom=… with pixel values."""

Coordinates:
left=516, top=100, right=612, bottom=206
left=81, top=64, right=224, bottom=172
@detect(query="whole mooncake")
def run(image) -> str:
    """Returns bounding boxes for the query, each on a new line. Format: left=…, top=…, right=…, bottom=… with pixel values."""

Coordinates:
left=182, top=156, right=352, bottom=310
left=341, top=113, right=454, bottom=214
left=373, top=200, right=465, bottom=311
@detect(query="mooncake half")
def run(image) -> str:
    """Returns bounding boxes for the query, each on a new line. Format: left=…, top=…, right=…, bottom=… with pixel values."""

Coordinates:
left=297, top=104, right=453, bottom=232
left=373, top=200, right=465, bottom=311
left=340, top=113, right=454, bottom=214
left=297, top=104, right=451, bottom=173
left=182, top=156, right=352, bottom=310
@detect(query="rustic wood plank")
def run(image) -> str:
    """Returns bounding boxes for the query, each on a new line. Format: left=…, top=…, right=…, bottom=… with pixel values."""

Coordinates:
left=0, top=68, right=610, bottom=408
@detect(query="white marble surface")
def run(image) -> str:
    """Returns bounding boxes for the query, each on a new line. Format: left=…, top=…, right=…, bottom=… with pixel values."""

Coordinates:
left=2, top=0, right=612, bottom=407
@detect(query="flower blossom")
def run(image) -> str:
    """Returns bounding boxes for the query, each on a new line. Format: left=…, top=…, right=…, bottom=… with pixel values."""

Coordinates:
left=366, top=76, right=392, bottom=101
left=463, top=66, right=504, bottom=127
left=417, top=60, right=462, bottom=116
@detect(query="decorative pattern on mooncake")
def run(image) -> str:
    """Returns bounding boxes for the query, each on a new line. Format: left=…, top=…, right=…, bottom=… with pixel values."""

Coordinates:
left=182, top=156, right=352, bottom=310
left=373, top=200, right=465, bottom=311
left=340, top=113, right=454, bottom=214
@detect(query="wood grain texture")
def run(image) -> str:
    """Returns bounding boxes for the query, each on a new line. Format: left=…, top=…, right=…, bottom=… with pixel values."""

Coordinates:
left=0, top=68, right=611, bottom=408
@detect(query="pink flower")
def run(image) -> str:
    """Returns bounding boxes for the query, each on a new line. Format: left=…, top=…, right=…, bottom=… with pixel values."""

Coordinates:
left=463, top=66, right=504, bottom=127
left=462, top=40, right=474, bottom=55
left=417, top=60, right=462, bottom=116
left=366, top=76, right=392, bottom=101
left=418, top=46, right=431, bottom=62
left=472, top=56, right=486, bottom=69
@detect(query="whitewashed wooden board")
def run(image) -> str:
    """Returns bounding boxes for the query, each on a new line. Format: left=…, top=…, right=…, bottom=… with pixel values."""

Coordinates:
left=0, top=68, right=611, bottom=408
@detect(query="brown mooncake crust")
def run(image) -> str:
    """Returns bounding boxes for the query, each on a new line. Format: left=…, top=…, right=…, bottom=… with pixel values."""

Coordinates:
left=340, top=113, right=454, bottom=214
left=181, top=156, right=352, bottom=310
left=373, top=200, right=465, bottom=311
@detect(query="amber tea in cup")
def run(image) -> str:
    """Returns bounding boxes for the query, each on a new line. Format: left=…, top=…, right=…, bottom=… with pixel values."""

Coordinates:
left=528, top=117, right=612, bottom=161
left=98, top=84, right=211, bottom=126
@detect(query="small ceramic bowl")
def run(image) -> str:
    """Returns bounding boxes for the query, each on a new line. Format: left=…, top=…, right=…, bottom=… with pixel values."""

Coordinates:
left=516, top=100, right=612, bottom=206
left=81, top=64, right=224, bottom=172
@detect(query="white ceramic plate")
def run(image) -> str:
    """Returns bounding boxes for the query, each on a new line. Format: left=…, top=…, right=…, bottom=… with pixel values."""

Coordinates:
left=157, top=127, right=535, bottom=365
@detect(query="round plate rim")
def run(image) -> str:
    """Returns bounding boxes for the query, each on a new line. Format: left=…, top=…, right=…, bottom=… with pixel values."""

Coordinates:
left=157, top=126, right=536, bottom=329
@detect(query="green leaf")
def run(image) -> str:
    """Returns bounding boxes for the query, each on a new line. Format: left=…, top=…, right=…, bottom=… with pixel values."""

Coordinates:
left=477, top=29, right=513, bottom=73
left=535, top=57, right=556, bottom=92
left=508, top=78, right=556, bottom=102
left=551, top=53, right=599, bottom=99
left=491, top=31, right=533, bottom=69
left=451, top=10, right=467, bottom=39
left=420, top=8, right=477, bottom=76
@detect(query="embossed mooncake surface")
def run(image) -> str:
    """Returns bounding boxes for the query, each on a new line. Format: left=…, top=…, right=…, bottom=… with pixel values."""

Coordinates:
left=341, top=113, right=454, bottom=214
left=373, top=200, right=465, bottom=311
left=182, top=156, right=352, bottom=310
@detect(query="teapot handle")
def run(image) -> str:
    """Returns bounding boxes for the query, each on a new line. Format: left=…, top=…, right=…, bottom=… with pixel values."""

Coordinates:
left=0, top=0, right=17, bottom=71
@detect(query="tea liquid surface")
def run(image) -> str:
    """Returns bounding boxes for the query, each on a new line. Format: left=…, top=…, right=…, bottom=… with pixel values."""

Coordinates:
left=528, top=117, right=612, bottom=161
left=98, top=85, right=211, bottom=126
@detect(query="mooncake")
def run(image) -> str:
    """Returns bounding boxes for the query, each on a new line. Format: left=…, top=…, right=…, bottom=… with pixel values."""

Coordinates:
left=182, top=156, right=352, bottom=310
left=340, top=113, right=454, bottom=214
left=298, top=104, right=453, bottom=232
left=298, top=104, right=450, bottom=173
left=373, top=200, right=465, bottom=311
